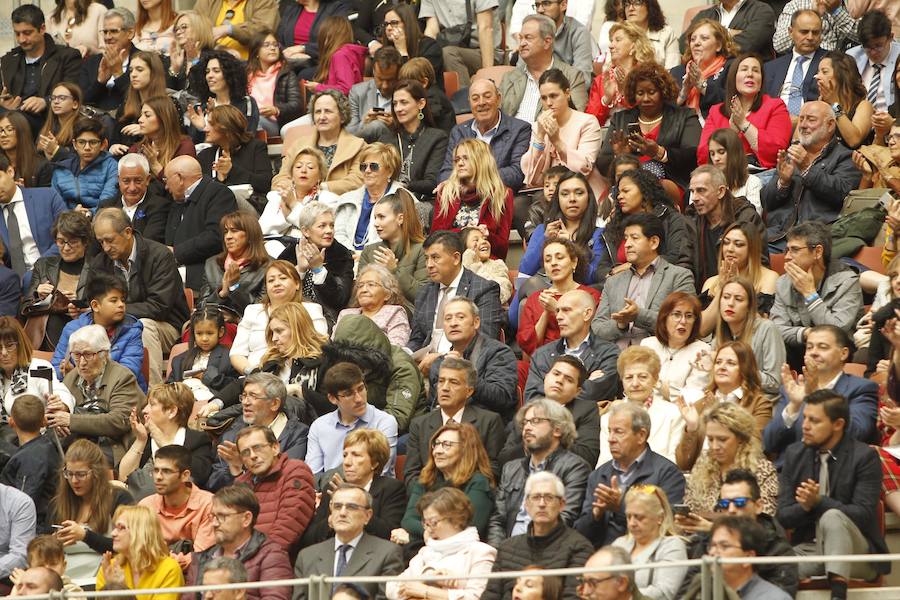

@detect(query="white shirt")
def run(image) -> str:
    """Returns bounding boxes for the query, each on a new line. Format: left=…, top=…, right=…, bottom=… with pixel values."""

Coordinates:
left=718, top=0, right=745, bottom=29
left=333, top=532, right=364, bottom=575
left=471, top=113, right=502, bottom=145
left=780, top=50, right=815, bottom=105
left=433, top=268, right=465, bottom=353
left=862, top=59, right=888, bottom=112
left=4, top=187, right=40, bottom=269
left=441, top=406, right=466, bottom=424
left=514, top=61, right=552, bottom=122
left=782, top=371, right=843, bottom=427
left=106, top=54, right=130, bottom=88
left=122, top=193, right=145, bottom=222
left=150, top=426, right=187, bottom=458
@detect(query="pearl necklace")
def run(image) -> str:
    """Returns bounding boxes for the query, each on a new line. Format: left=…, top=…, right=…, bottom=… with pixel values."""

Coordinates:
left=638, top=114, right=663, bottom=125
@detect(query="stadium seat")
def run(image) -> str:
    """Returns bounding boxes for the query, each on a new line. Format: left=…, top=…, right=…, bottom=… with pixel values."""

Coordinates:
left=770, top=254, right=785, bottom=275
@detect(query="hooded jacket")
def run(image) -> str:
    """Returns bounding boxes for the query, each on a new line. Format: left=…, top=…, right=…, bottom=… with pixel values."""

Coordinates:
left=50, top=151, right=119, bottom=212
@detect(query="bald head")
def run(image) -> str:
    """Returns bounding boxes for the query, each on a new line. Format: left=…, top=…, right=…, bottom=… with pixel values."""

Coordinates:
left=167, top=155, right=202, bottom=178
left=163, top=156, right=203, bottom=201
left=556, top=289, right=596, bottom=340
left=469, top=78, right=502, bottom=133
left=13, top=566, right=64, bottom=595
left=797, top=100, right=836, bottom=150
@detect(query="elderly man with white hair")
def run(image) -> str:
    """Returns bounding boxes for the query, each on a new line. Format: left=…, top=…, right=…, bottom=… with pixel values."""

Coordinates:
left=761, top=100, right=862, bottom=252
left=47, top=324, right=143, bottom=466
left=96, top=153, right=171, bottom=243
left=482, top=471, right=594, bottom=600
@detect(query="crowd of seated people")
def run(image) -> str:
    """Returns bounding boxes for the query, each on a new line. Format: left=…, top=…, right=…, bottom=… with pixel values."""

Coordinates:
left=0, top=1, right=899, bottom=599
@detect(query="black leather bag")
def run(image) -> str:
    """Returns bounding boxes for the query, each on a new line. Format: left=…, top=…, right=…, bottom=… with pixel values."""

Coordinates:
left=435, top=0, right=473, bottom=48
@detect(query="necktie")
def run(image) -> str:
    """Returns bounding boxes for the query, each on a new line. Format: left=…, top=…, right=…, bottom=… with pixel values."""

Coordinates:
left=335, top=544, right=351, bottom=577
left=4, top=204, right=26, bottom=277
left=867, top=63, right=883, bottom=110
left=788, top=55, right=807, bottom=116
left=435, top=286, right=451, bottom=325
left=818, top=451, right=830, bottom=497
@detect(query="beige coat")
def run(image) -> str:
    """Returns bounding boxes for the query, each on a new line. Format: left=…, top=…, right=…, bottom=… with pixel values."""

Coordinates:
left=273, top=128, right=366, bottom=196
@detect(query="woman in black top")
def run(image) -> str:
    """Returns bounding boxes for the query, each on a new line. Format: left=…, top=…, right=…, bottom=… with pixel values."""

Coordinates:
left=196, top=105, right=272, bottom=197
left=378, top=4, right=443, bottom=86
left=0, top=111, right=51, bottom=187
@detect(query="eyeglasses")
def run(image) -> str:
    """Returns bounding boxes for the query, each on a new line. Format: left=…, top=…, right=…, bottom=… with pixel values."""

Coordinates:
left=336, top=383, right=367, bottom=401
left=331, top=502, right=369, bottom=512
left=0, top=127, right=16, bottom=136
left=522, top=417, right=551, bottom=427
left=0, top=341, right=18, bottom=354
left=71, top=350, right=103, bottom=362
left=74, top=138, right=102, bottom=148
left=526, top=493, right=560, bottom=504
left=384, top=19, right=402, bottom=28
left=532, top=0, right=559, bottom=8
left=422, top=516, right=447, bottom=529
left=50, top=94, right=73, bottom=102
left=431, top=439, right=460, bottom=450
left=174, top=24, right=190, bottom=33
left=211, top=511, right=242, bottom=523
left=357, top=281, right=383, bottom=290
left=240, top=392, right=268, bottom=403
left=100, top=28, right=124, bottom=35
left=239, top=442, right=273, bottom=458
left=55, top=237, right=82, bottom=248
left=63, top=469, right=92, bottom=481
left=576, top=576, right=617, bottom=590
left=784, top=244, right=814, bottom=255
left=359, top=162, right=381, bottom=172
left=453, top=155, right=470, bottom=165
left=152, top=466, right=183, bottom=476
left=624, top=0, right=646, bottom=6
left=716, top=497, right=751, bottom=511
left=708, top=541, right=743, bottom=552
left=261, top=41, right=281, bottom=49
left=668, top=311, right=696, bottom=322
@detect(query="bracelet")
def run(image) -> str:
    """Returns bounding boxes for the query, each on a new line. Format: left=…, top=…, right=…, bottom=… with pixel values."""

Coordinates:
left=740, top=121, right=751, bottom=134
left=311, top=266, right=324, bottom=274
left=531, top=142, right=545, bottom=151
left=600, top=95, right=614, bottom=108
left=804, top=292, right=820, bottom=304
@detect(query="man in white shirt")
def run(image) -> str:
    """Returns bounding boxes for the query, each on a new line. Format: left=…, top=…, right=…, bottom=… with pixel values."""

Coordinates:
left=764, top=10, right=827, bottom=120
left=847, top=10, right=900, bottom=112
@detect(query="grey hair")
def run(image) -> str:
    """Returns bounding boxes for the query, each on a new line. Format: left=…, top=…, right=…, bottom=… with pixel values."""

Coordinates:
left=332, top=482, right=374, bottom=508
left=439, top=356, right=478, bottom=388
left=297, top=201, right=335, bottom=230
left=118, top=153, right=150, bottom=176
left=354, top=264, right=405, bottom=308
left=244, top=372, right=286, bottom=410
left=444, top=296, right=480, bottom=319
left=592, top=546, right=636, bottom=588
left=104, top=7, right=136, bottom=29
left=94, top=207, right=133, bottom=233
left=203, top=557, right=248, bottom=584
left=69, top=324, right=111, bottom=353
left=310, top=89, right=352, bottom=127
left=523, top=14, right=557, bottom=40
left=608, top=401, right=652, bottom=436
left=524, top=470, right=565, bottom=497
left=691, top=164, right=727, bottom=189
left=517, top=398, right=578, bottom=449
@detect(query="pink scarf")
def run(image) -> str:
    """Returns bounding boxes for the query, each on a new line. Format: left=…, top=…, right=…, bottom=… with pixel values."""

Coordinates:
left=249, top=62, right=281, bottom=108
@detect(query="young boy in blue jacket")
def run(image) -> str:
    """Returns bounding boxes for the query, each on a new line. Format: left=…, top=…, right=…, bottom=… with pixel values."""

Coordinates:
left=51, top=272, right=148, bottom=392
left=50, top=117, right=118, bottom=214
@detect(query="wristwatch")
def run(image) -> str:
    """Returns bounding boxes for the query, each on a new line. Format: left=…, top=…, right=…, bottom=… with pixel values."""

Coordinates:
left=831, top=103, right=844, bottom=119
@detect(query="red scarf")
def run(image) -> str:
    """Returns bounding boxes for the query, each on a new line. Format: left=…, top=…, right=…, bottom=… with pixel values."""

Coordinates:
left=684, top=56, right=726, bottom=111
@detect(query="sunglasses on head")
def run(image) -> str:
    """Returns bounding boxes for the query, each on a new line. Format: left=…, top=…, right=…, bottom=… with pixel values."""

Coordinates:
left=715, top=497, right=751, bottom=511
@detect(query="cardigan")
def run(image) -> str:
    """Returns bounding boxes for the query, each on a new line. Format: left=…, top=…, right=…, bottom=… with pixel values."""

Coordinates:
left=698, top=95, right=792, bottom=169
left=520, top=110, right=604, bottom=197
left=431, top=187, right=514, bottom=260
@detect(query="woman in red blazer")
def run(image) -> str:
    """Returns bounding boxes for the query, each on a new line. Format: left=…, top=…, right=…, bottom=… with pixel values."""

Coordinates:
left=697, top=52, right=792, bottom=170
left=431, top=139, right=513, bottom=260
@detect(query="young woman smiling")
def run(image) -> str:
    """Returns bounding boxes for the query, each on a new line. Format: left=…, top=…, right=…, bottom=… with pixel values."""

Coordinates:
left=187, top=50, right=259, bottom=136
left=127, top=96, right=195, bottom=178
left=111, top=52, right=169, bottom=154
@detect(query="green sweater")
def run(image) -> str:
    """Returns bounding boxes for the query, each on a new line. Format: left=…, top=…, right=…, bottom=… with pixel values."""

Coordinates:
left=401, top=472, right=494, bottom=541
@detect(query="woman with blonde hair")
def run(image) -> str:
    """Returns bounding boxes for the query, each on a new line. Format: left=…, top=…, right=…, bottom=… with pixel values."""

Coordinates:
left=127, top=96, right=196, bottom=178
left=587, top=21, right=656, bottom=126
left=38, top=82, right=82, bottom=161
left=167, top=11, right=214, bottom=89
left=432, top=139, right=513, bottom=260
left=357, top=189, right=428, bottom=304
left=611, top=484, right=688, bottom=600
left=672, top=19, right=738, bottom=118
left=259, top=302, right=329, bottom=397
left=96, top=505, right=183, bottom=599
left=335, top=264, right=411, bottom=346
left=674, top=341, right=772, bottom=471
left=110, top=52, right=169, bottom=154
left=333, top=142, right=404, bottom=252
left=682, top=402, right=778, bottom=515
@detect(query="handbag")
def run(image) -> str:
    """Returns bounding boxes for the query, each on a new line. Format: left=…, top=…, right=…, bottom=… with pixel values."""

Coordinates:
left=21, top=288, right=70, bottom=317
left=435, top=0, right=473, bottom=48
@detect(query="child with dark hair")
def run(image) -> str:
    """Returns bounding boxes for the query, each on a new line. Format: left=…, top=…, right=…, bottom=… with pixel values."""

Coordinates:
left=0, top=395, right=62, bottom=533
left=167, top=306, right=239, bottom=405
left=50, top=272, right=147, bottom=391
left=50, top=117, right=118, bottom=213
left=524, top=165, right=570, bottom=242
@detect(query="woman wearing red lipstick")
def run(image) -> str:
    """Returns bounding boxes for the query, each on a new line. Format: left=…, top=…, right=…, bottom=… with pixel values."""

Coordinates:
left=697, top=53, right=792, bottom=170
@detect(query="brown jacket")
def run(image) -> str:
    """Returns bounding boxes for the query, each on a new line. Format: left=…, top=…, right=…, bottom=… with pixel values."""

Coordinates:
left=273, top=128, right=366, bottom=196
left=192, top=0, right=279, bottom=47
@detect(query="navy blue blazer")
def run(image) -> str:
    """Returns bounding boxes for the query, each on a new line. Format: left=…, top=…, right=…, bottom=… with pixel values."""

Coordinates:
left=0, top=187, right=65, bottom=280
left=764, top=372, right=879, bottom=458
left=763, top=48, right=826, bottom=105
left=437, top=112, right=531, bottom=192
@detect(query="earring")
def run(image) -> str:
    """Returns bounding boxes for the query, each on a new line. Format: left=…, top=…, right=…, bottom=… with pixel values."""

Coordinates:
left=418, top=110, right=424, bottom=121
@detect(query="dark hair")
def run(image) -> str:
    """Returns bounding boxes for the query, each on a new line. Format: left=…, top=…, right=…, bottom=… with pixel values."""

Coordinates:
left=545, top=165, right=570, bottom=181
left=247, top=29, right=281, bottom=74
left=623, top=62, right=679, bottom=105
left=538, top=68, right=576, bottom=109
left=0, top=112, right=40, bottom=187
left=72, top=117, right=105, bottom=141
left=891, top=53, right=900, bottom=118
left=610, top=154, right=641, bottom=180
left=207, top=105, right=252, bottom=150
left=214, top=485, right=260, bottom=527
left=85, top=272, right=127, bottom=303
left=12, top=4, right=44, bottom=27
left=621, top=212, right=665, bottom=247
left=619, top=168, right=673, bottom=210
left=51, top=210, right=93, bottom=245
left=390, top=80, right=435, bottom=129
left=603, top=0, right=624, bottom=21
left=10, top=394, right=43, bottom=432
left=323, top=362, right=365, bottom=397
left=373, top=45, right=403, bottom=70
left=542, top=236, right=587, bottom=283
left=804, top=389, right=850, bottom=425
left=0, top=153, right=11, bottom=172
left=641, top=0, right=667, bottom=31
left=183, top=306, right=225, bottom=370
left=544, top=171, right=599, bottom=256
left=190, top=50, right=248, bottom=105
left=786, top=221, right=831, bottom=264
left=214, top=211, right=269, bottom=270
left=808, top=324, right=854, bottom=357
left=790, top=9, right=821, bottom=28
left=709, top=128, right=750, bottom=189
left=654, top=291, right=702, bottom=346
left=380, top=4, right=422, bottom=58
left=722, top=468, right=761, bottom=501
left=822, top=51, right=867, bottom=114
left=549, top=355, right=588, bottom=387
left=154, top=444, right=192, bottom=473
left=721, top=53, right=765, bottom=118
left=236, top=424, right=278, bottom=448
left=857, top=10, right=892, bottom=45
left=423, top=230, right=464, bottom=256
left=53, top=0, right=92, bottom=27
left=520, top=566, right=564, bottom=600
left=710, top=515, right=766, bottom=556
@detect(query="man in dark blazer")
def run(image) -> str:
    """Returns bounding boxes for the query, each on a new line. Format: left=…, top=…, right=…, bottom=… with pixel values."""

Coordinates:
left=293, top=484, right=404, bottom=600
left=763, top=10, right=826, bottom=119
left=777, top=390, right=891, bottom=596
left=438, top=79, right=531, bottom=192
left=575, top=402, right=685, bottom=547
left=680, top=0, right=775, bottom=57
left=78, top=8, right=139, bottom=112
left=91, top=207, right=190, bottom=385
left=0, top=153, right=66, bottom=281
left=98, top=153, right=170, bottom=243
left=764, top=325, right=878, bottom=459
left=406, top=356, right=505, bottom=485
left=427, top=297, right=518, bottom=419
left=163, top=156, right=237, bottom=292
left=407, top=230, right=502, bottom=360
left=0, top=5, right=81, bottom=135
left=346, top=47, right=401, bottom=143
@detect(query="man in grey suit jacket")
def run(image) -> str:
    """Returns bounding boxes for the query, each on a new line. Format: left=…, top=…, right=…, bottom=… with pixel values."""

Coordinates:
left=346, top=47, right=402, bottom=143
left=293, top=484, right=404, bottom=600
left=592, top=213, right=695, bottom=346
left=500, top=15, right=587, bottom=122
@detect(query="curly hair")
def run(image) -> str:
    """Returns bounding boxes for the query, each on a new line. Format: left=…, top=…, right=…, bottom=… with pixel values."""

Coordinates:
left=640, top=0, right=668, bottom=32
left=542, top=236, right=587, bottom=284
left=420, top=422, right=495, bottom=488
left=689, top=402, right=765, bottom=497
left=623, top=62, right=679, bottom=105
left=680, top=18, right=738, bottom=65
left=608, top=168, right=672, bottom=241
left=609, top=22, right=656, bottom=64
left=190, top=50, right=248, bottom=104
left=310, top=89, right=352, bottom=127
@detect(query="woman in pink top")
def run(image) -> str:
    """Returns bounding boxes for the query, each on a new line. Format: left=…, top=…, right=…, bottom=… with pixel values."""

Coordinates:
left=304, top=16, right=366, bottom=97
left=521, top=68, right=605, bottom=198
left=697, top=52, right=792, bottom=170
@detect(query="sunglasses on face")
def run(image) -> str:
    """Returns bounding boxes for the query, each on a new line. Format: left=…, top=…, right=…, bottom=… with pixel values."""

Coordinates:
left=359, top=162, right=381, bottom=172
left=715, top=497, right=751, bottom=511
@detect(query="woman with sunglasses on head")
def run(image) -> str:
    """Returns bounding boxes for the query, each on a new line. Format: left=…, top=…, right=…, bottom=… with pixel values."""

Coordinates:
left=247, top=30, right=302, bottom=137
left=611, top=484, right=688, bottom=600
left=37, top=83, right=82, bottom=162
left=0, top=112, right=52, bottom=187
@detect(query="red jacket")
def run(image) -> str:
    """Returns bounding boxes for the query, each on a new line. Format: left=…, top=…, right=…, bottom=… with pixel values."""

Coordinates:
left=431, top=187, right=514, bottom=260
left=697, top=94, right=791, bottom=169
left=236, top=453, right=315, bottom=551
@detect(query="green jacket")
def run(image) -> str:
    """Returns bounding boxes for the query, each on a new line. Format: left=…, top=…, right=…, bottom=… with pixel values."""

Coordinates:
left=358, top=240, right=428, bottom=305
left=401, top=472, right=494, bottom=542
